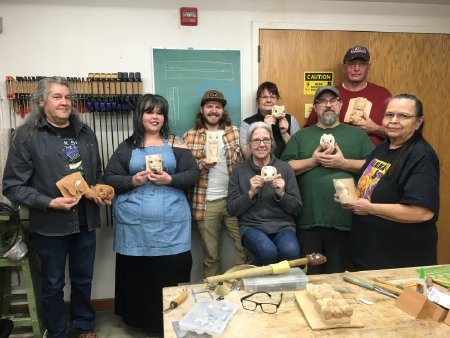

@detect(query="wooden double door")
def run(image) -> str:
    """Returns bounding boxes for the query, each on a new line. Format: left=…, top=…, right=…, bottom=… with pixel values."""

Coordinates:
left=259, top=29, right=450, bottom=263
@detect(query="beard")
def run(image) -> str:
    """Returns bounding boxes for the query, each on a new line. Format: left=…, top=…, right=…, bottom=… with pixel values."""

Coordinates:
left=320, top=110, right=338, bottom=126
left=203, top=112, right=223, bottom=126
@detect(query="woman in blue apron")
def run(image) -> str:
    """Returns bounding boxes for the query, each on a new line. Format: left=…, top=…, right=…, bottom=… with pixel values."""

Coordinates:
left=105, top=94, right=199, bottom=336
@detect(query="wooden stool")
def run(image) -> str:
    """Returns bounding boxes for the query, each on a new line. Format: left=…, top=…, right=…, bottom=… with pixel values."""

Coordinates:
left=0, top=253, right=43, bottom=338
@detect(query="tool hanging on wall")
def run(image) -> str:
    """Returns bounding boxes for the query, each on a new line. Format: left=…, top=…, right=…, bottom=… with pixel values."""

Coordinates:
left=3, top=73, right=143, bottom=227
left=4, top=73, right=142, bottom=122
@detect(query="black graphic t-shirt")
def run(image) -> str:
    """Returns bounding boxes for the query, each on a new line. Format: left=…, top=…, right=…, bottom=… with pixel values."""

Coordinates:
left=357, top=158, right=391, bottom=201
left=53, top=124, right=88, bottom=226
left=351, top=141, right=439, bottom=270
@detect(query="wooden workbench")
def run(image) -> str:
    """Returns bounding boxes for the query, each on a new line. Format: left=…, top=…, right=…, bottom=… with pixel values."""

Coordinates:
left=163, top=267, right=450, bottom=337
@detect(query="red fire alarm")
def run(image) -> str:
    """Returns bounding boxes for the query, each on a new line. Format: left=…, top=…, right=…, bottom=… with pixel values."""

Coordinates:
left=180, top=7, right=198, bottom=26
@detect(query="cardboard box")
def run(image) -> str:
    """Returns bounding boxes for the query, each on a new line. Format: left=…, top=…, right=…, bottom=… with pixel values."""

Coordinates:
left=395, top=287, right=448, bottom=322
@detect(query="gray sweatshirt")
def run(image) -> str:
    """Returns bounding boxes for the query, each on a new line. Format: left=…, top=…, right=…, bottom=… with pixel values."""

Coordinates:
left=227, top=156, right=302, bottom=238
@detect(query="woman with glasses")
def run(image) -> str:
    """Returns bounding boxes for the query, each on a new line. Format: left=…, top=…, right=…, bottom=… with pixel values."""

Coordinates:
left=227, top=122, right=302, bottom=266
left=339, top=94, right=440, bottom=270
left=240, top=81, right=300, bottom=158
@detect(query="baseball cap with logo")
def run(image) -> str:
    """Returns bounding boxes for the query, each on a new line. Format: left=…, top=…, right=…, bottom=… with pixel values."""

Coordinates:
left=343, top=45, right=371, bottom=63
left=200, top=90, right=227, bottom=107
left=314, top=85, right=341, bottom=103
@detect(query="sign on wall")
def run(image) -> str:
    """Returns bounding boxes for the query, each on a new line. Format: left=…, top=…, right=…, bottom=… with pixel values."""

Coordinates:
left=304, top=71, right=334, bottom=95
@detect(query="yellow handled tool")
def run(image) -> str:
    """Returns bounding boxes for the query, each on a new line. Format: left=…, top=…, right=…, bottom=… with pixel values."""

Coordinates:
left=163, top=290, right=188, bottom=312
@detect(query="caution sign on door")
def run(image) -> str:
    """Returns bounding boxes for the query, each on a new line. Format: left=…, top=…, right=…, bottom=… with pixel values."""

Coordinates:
left=304, top=72, right=333, bottom=95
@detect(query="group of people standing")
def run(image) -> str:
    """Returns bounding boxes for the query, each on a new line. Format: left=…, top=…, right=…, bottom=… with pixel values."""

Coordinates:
left=1, top=45, right=439, bottom=338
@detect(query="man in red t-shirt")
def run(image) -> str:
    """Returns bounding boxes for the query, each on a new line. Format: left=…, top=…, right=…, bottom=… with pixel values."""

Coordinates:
left=305, top=45, right=391, bottom=144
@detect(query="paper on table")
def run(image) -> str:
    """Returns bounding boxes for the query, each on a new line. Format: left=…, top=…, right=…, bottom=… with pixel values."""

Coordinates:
left=427, top=287, right=450, bottom=309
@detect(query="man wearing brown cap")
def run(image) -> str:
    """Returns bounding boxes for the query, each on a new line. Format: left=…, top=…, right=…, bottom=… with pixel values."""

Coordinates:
left=281, top=85, right=373, bottom=274
left=183, top=90, right=245, bottom=277
left=305, top=45, right=391, bottom=144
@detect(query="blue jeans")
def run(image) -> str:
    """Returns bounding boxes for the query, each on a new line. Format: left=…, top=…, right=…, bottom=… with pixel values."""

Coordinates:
left=242, top=227, right=300, bottom=266
left=31, top=226, right=96, bottom=338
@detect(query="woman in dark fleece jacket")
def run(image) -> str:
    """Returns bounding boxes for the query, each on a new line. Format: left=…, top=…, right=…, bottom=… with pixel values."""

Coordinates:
left=227, top=121, right=302, bottom=266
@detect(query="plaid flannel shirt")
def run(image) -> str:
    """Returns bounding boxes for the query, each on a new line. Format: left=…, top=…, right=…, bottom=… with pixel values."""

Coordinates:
left=183, top=125, right=242, bottom=220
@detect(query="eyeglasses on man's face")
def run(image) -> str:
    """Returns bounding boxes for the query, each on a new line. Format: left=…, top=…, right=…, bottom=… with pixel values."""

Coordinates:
left=259, top=95, right=278, bottom=101
left=315, top=97, right=341, bottom=107
left=250, top=138, right=271, bottom=147
left=241, top=291, right=283, bottom=314
left=384, top=112, right=418, bottom=121
left=345, top=61, right=369, bottom=68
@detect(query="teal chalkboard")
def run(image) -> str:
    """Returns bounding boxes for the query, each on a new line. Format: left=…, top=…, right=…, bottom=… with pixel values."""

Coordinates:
left=153, top=49, right=241, bottom=136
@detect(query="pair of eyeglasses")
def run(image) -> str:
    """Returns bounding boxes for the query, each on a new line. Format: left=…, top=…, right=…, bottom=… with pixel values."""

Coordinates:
left=384, top=112, right=418, bottom=121
left=240, top=291, right=283, bottom=314
left=250, top=138, right=271, bottom=146
left=315, top=98, right=341, bottom=107
left=259, top=95, right=278, bottom=101
left=345, top=61, right=369, bottom=68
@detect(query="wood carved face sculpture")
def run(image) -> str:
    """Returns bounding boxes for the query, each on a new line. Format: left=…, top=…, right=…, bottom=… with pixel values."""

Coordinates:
left=344, top=97, right=372, bottom=124
left=94, top=184, right=115, bottom=202
left=146, top=154, right=163, bottom=172
left=206, top=131, right=220, bottom=162
left=319, top=133, right=335, bottom=150
left=261, top=166, right=278, bottom=182
left=333, top=178, right=358, bottom=204
left=350, top=97, right=367, bottom=123
left=271, top=105, right=286, bottom=119
left=83, top=184, right=115, bottom=202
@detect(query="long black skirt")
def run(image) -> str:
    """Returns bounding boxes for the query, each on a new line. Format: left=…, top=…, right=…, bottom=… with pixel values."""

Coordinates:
left=114, top=251, right=192, bottom=334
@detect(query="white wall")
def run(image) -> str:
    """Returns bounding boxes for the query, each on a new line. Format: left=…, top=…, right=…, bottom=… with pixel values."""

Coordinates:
left=0, top=0, right=449, bottom=300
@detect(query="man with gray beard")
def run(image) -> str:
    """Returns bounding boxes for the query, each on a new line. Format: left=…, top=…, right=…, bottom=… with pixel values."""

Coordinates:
left=281, top=85, right=373, bottom=274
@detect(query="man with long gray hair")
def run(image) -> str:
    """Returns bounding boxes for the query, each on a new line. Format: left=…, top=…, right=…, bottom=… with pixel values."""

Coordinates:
left=2, top=77, right=109, bottom=338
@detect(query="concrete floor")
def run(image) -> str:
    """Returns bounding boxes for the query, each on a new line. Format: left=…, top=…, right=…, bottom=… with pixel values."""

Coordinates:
left=9, top=311, right=159, bottom=338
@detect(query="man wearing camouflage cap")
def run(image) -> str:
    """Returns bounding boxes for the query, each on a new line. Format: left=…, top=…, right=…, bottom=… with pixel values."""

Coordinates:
left=184, top=90, right=245, bottom=277
left=282, top=85, right=373, bottom=274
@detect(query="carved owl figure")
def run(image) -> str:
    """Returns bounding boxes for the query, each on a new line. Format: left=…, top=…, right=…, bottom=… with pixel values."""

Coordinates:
left=206, top=131, right=220, bottom=162
left=85, top=184, right=115, bottom=202
left=320, top=133, right=335, bottom=150
left=271, top=105, right=286, bottom=119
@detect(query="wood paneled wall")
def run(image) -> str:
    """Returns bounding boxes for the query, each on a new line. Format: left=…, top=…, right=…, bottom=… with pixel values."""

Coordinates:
left=259, top=29, right=450, bottom=263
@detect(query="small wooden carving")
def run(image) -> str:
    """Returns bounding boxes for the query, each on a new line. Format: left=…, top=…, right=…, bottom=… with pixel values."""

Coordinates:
left=56, top=172, right=90, bottom=199
left=333, top=178, right=358, bottom=204
left=205, top=131, right=220, bottom=162
left=320, top=133, right=335, bottom=150
left=306, top=283, right=353, bottom=324
left=56, top=173, right=115, bottom=202
left=84, top=184, right=115, bottom=202
left=344, top=97, right=372, bottom=124
left=261, top=166, right=278, bottom=182
left=146, top=154, right=163, bottom=172
left=271, top=105, right=286, bottom=119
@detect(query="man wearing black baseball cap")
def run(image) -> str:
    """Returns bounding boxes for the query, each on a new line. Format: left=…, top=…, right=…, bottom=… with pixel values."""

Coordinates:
left=305, top=45, right=391, bottom=145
